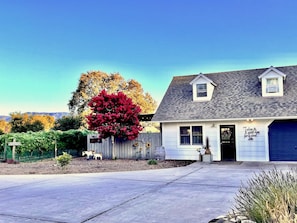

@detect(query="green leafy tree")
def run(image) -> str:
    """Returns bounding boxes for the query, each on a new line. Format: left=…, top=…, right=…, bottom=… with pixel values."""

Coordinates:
left=26, top=120, right=44, bottom=132
left=10, top=113, right=31, bottom=133
left=68, top=71, right=157, bottom=116
left=9, top=113, right=56, bottom=133
left=53, top=116, right=83, bottom=131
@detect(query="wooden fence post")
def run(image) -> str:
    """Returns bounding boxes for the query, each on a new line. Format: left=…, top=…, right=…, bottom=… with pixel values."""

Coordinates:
left=8, top=138, right=21, bottom=162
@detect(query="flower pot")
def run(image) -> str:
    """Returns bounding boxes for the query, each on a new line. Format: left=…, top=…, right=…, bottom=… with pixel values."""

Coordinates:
left=202, top=154, right=213, bottom=163
left=196, top=153, right=202, bottom=161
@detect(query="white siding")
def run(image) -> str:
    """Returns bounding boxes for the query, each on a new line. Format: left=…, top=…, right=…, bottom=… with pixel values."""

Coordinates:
left=161, top=120, right=272, bottom=161
left=162, top=122, right=218, bottom=160
left=192, top=78, right=215, bottom=102
left=203, top=123, right=219, bottom=160
left=260, top=71, right=284, bottom=97
left=236, top=120, right=271, bottom=161
left=162, top=123, right=200, bottom=160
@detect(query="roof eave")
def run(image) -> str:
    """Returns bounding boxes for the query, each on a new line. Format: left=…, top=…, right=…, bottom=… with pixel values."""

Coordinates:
left=258, top=66, right=287, bottom=81
left=189, top=73, right=217, bottom=86
left=154, top=116, right=297, bottom=123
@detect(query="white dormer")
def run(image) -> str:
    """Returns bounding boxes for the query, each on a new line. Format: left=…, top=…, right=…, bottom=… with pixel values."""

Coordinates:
left=258, top=66, right=286, bottom=97
left=190, top=73, right=216, bottom=101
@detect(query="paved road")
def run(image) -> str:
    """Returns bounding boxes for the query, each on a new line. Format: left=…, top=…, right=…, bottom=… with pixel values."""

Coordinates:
left=0, top=162, right=295, bottom=223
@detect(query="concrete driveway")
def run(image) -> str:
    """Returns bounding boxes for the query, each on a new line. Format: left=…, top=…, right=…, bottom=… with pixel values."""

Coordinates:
left=0, top=162, right=295, bottom=223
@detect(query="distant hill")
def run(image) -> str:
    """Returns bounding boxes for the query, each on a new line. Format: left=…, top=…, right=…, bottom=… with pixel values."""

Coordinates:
left=0, top=116, right=10, bottom=121
left=26, top=112, right=69, bottom=119
left=0, top=112, right=69, bottom=121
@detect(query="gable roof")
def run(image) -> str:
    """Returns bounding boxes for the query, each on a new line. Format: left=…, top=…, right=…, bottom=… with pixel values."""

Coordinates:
left=258, top=66, right=286, bottom=80
left=189, top=73, right=217, bottom=86
left=152, top=65, right=297, bottom=122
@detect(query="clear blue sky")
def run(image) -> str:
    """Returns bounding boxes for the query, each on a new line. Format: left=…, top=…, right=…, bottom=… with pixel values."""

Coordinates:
left=1, top=0, right=297, bottom=116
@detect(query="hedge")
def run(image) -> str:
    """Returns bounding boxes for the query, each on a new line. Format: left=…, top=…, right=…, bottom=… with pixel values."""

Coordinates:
left=0, top=130, right=95, bottom=160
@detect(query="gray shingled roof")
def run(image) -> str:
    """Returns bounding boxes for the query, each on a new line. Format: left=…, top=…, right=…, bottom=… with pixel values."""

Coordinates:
left=152, top=65, right=297, bottom=122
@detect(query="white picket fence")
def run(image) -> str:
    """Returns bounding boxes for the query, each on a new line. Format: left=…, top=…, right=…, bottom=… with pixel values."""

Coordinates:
left=87, top=133, right=164, bottom=160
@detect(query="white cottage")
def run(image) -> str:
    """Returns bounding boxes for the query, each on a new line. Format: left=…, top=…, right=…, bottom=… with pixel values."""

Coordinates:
left=152, top=65, right=297, bottom=161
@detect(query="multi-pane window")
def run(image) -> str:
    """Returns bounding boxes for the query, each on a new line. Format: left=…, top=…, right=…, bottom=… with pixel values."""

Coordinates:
left=180, top=126, right=190, bottom=145
left=192, top=126, right=203, bottom=144
left=266, top=78, right=279, bottom=93
left=197, top=84, right=207, bottom=97
left=180, top=126, right=203, bottom=145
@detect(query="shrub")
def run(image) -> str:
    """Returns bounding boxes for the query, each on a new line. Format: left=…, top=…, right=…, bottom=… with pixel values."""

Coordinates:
left=56, top=152, right=72, bottom=168
left=234, top=168, right=297, bottom=223
left=147, top=159, right=158, bottom=165
left=53, top=115, right=83, bottom=131
left=0, top=129, right=93, bottom=160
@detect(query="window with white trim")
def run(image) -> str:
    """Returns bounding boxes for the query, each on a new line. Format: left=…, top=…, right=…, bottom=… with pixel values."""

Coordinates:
left=180, top=126, right=203, bottom=145
left=192, top=126, right=203, bottom=144
left=266, top=78, right=279, bottom=93
left=196, top=84, right=207, bottom=97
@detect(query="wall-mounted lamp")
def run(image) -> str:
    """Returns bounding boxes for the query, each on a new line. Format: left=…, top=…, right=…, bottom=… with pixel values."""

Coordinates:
left=246, top=118, right=254, bottom=122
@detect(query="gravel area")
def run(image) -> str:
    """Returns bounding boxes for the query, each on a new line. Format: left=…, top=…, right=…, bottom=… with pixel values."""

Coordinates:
left=0, top=157, right=194, bottom=175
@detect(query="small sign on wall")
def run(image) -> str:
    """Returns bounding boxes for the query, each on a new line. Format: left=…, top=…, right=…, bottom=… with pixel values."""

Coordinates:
left=90, top=138, right=102, bottom=143
left=244, top=127, right=260, bottom=140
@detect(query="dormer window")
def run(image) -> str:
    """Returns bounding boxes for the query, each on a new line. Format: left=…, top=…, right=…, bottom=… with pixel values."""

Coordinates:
left=197, top=84, right=207, bottom=97
left=258, top=66, right=286, bottom=97
left=190, top=74, right=216, bottom=102
left=266, top=78, right=279, bottom=93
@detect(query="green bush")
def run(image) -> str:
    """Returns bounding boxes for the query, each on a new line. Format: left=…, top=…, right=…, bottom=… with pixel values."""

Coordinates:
left=53, top=115, right=83, bottom=131
left=147, top=159, right=158, bottom=165
left=234, top=168, right=297, bottom=223
left=0, top=130, right=94, bottom=161
left=56, top=152, right=72, bottom=168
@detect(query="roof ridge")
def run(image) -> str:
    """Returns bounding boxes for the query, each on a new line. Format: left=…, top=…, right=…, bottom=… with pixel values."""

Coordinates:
left=173, top=64, right=297, bottom=77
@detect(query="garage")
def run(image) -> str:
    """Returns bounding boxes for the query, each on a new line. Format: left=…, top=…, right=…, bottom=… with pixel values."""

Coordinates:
left=269, top=120, right=297, bottom=161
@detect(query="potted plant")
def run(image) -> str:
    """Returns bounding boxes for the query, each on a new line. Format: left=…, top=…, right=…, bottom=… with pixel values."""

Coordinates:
left=196, top=147, right=202, bottom=161
left=202, top=137, right=213, bottom=162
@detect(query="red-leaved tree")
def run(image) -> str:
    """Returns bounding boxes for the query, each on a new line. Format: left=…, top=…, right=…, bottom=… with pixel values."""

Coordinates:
left=86, top=90, right=143, bottom=141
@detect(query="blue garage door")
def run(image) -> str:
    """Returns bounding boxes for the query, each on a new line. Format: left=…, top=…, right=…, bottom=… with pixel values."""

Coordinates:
left=269, top=120, right=297, bottom=161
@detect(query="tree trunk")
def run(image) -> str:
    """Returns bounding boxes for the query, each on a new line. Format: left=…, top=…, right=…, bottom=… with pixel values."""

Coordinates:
left=111, top=136, right=115, bottom=159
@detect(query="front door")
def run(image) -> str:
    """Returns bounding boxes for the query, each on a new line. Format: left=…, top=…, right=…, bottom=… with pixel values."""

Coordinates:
left=220, top=125, right=236, bottom=161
